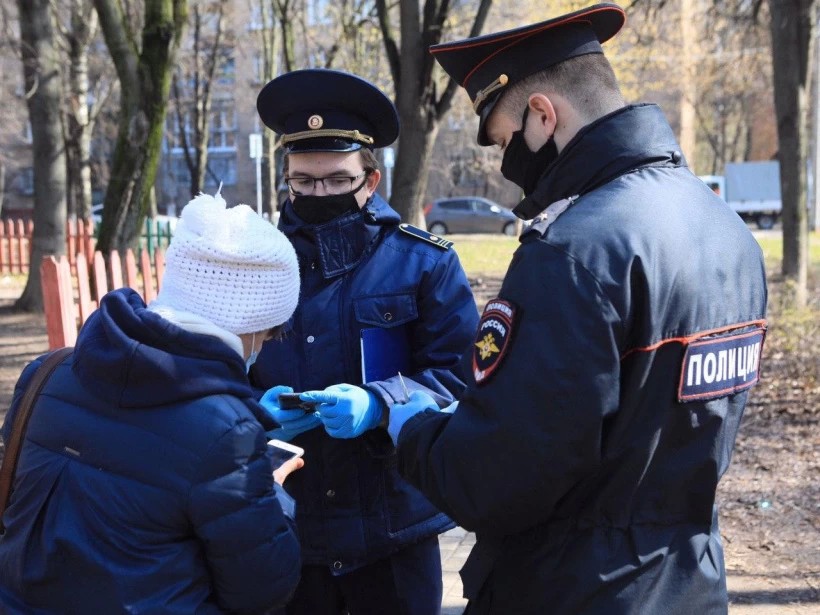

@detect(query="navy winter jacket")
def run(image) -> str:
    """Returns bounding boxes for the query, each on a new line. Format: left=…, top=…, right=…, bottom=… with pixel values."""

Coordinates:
left=396, top=104, right=768, bottom=614
left=0, top=288, right=301, bottom=614
left=250, top=194, right=478, bottom=572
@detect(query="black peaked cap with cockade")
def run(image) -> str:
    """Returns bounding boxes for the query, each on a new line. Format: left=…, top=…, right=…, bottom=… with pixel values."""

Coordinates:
left=430, top=3, right=626, bottom=145
left=257, top=69, right=399, bottom=153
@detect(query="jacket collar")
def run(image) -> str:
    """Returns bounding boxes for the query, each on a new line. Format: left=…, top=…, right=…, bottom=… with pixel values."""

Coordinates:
left=513, top=104, right=685, bottom=220
left=280, top=193, right=401, bottom=278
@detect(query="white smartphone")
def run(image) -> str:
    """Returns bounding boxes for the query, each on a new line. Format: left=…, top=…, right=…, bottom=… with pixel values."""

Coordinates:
left=267, top=439, right=305, bottom=469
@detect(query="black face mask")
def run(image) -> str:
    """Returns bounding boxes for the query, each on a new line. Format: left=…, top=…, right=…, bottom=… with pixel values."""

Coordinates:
left=292, top=179, right=367, bottom=225
left=500, top=107, right=559, bottom=195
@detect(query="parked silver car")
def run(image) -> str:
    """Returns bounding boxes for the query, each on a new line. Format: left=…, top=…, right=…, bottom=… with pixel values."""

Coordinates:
left=423, top=197, right=519, bottom=235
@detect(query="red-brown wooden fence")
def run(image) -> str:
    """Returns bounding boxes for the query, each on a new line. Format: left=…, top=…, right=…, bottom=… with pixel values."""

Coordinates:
left=0, top=216, right=173, bottom=276
left=40, top=248, right=166, bottom=350
left=0, top=219, right=95, bottom=276
left=0, top=219, right=33, bottom=275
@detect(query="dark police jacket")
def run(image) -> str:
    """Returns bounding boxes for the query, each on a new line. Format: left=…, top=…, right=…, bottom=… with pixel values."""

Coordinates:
left=251, top=194, right=478, bottom=572
left=0, top=289, right=301, bottom=614
left=396, top=104, right=768, bottom=614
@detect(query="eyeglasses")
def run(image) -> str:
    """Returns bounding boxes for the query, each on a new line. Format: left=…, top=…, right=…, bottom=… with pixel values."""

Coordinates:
left=285, top=172, right=367, bottom=196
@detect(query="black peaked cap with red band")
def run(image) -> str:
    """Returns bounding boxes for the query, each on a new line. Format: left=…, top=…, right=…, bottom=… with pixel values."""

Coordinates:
left=430, top=3, right=626, bottom=145
left=257, top=69, right=399, bottom=153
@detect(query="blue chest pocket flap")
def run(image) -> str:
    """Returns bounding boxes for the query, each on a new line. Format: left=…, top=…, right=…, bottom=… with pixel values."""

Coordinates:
left=354, top=292, right=418, bottom=328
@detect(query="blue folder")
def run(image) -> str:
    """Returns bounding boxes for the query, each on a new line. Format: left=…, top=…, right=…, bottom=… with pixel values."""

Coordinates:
left=360, top=327, right=412, bottom=383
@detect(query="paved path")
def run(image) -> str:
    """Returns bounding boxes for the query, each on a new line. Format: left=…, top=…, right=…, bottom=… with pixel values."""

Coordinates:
left=439, top=528, right=472, bottom=614
left=437, top=528, right=820, bottom=614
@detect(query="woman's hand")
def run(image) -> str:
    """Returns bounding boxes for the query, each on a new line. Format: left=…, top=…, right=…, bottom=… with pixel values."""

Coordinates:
left=273, top=456, right=304, bottom=485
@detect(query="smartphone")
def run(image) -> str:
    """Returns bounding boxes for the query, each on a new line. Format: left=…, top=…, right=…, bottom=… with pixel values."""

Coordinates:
left=267, top=439, right=305, bottom=469
left=278, top=392, right=318, bottom=412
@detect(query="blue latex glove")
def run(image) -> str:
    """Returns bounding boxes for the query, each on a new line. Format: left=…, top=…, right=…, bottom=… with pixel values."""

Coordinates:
left=388, top=390, right=438, bottom=444
left=442, top=400, right=458, bottom=414
left=300, top=384, right=382, bottom=439
left=260, top=385, right=322, bottom=442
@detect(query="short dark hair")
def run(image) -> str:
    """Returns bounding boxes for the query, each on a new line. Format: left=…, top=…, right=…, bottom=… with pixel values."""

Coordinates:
left=497, top=53, right=624, bottom=123
left=359, top=148, right=380, bottom=175
left=283, top=148, right=381, bottom=176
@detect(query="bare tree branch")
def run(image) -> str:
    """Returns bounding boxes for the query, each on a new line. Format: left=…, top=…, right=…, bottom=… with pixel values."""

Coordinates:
left=92, top=0, right=139, bottom=88
left=434, top=0, right=492, bottom=119
left=375, top=0, right=400, bottom=86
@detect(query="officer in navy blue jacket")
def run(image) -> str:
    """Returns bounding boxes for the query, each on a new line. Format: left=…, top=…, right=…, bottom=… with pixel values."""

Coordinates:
left=251, top=69, right=478, bottom=614
left=354, top=4, right=768, bottom=614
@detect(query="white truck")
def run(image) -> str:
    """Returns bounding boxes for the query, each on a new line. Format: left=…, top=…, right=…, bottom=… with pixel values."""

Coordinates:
left=699, top=160, right=782, bottom=230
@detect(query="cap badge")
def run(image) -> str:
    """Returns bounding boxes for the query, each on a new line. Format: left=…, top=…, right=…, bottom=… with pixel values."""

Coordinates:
left=473, top=74, right=509, bottom=113
left=307, top=114, right=324, bottom=130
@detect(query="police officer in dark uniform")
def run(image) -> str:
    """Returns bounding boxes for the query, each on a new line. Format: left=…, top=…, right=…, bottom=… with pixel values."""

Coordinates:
left=251, top=69, right=479, bottom=615
left=345, top=4, right=768, bottom=614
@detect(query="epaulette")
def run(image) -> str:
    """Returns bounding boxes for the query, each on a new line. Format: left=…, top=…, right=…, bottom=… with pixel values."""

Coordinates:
left=525, top=195, right=579, bottom=236
left=398, top=223, right=453, bottom=250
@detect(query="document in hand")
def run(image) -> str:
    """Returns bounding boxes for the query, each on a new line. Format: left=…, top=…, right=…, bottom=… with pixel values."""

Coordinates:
left=360, top=327, right=412, bottom=383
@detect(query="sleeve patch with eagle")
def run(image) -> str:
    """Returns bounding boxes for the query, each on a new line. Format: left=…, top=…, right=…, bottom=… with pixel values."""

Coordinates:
left=473, top=299, right=516, bottom=385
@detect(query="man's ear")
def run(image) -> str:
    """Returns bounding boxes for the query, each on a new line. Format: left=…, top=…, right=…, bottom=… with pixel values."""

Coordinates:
left=527, top=93, right=557, bottom=141
left=366, top=169, right=382, bottom=196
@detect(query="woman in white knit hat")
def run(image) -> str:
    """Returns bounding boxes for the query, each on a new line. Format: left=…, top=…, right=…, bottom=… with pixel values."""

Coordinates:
left=0, top=192, right=303, bottom=614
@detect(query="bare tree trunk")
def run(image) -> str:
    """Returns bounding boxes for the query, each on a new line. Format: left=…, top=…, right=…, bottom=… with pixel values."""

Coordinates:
left=768, top=0, right=810, bottom=308
left=15, top=0, right=67, bottom=312
left=171, top=1, right=227, bottom=198
left=148, top=185, right=158, bottom=218
left=392, top=105, right=439, bottom=227
left=679, top=0, right=698, bottom=167
left=255, top=0, right=285, bottom=216
left=376, top=0, right=492, bottom=225
left=274, top=0, right=295, bottom=72
left=65, top=0, right=96, bottom=220
left=171, top=73, right=198, bottom=194
left=92, top=0, right=187, bottom=254
left=268, top=158, right=283, bottom=217
left=391, top=0, right=427, bottom=226
left=189, top=5, right=206, bottom=195
left=0, top=161, right=5, bottom=216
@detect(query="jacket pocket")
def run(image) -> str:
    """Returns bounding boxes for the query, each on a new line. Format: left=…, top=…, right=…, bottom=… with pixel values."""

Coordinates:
left=353, top=292, right=417, bottom=328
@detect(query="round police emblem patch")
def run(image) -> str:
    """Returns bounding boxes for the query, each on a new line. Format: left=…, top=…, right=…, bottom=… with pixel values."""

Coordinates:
left=473, top=299, right=516, bottom=385
left=307, top=114, right=324, bottom=129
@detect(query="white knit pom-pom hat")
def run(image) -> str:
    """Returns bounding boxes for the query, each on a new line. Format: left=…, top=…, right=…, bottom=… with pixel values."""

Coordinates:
left=154, top=190, right=300, bottom=334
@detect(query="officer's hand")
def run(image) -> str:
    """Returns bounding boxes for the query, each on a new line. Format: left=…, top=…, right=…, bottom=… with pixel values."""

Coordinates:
left=388, top=390, right=438, bottom=445
left=300, top=384, right=382, bottom=439
left=260, top=385, right=322, bottom=442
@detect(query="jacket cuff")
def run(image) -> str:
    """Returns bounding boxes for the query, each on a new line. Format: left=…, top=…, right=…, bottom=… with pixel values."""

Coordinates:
left=363, top=379, right=402, bottom=409
left=273, top=483, right=296, bottom=520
